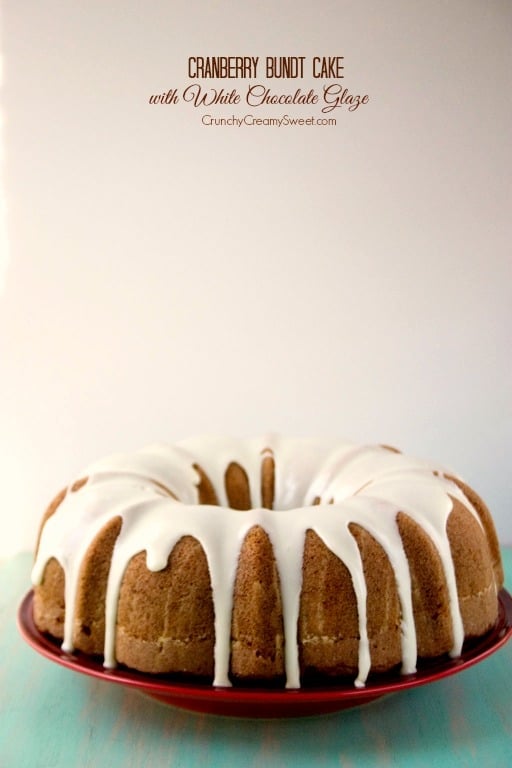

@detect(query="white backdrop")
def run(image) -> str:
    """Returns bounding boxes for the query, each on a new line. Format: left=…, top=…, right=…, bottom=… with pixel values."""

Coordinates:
left=1, top=0, right=511, bottom=556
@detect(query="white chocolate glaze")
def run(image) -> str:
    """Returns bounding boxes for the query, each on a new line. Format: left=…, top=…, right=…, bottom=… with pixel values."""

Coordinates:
left=32, top=435, right=488, bottom=688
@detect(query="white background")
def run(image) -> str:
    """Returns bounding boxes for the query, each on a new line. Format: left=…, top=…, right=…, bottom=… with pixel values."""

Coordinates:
left=1, top=0, right=511, bottom=556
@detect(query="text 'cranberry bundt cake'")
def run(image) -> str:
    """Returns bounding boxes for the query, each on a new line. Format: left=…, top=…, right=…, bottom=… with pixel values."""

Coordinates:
left=32, top=436, right=504, bottom=688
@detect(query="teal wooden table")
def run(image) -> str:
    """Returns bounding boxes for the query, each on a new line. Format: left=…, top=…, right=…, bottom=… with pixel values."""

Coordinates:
left=2, top=551, right=511, bottom=768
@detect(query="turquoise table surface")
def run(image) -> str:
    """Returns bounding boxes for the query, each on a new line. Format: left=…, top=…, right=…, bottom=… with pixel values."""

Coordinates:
left=1, top=551, right=511, bottom=768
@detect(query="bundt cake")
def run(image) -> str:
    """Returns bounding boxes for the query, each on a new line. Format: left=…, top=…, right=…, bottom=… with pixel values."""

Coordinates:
left=32, top=435, right=504, bottom=689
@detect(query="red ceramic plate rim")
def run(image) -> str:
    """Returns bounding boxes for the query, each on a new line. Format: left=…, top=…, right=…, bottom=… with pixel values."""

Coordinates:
left=18, top=589, right=512, bottom=716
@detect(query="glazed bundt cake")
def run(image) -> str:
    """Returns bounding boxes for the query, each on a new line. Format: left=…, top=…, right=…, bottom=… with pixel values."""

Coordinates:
left=32, top=436, right=504, bottom=688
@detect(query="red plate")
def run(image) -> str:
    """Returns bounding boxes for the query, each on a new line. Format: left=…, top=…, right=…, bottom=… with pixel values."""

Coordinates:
left=18, top=589, right=512, bottom=718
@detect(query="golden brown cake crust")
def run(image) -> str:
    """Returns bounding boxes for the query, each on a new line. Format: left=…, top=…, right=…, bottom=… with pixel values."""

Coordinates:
left=230, top=525, right=285, bottom=682
left=396, top=512, right=453, bottom=657
left=299, top=526, right=403, bottom=680
left=115, top=536, right=215, bottom=676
